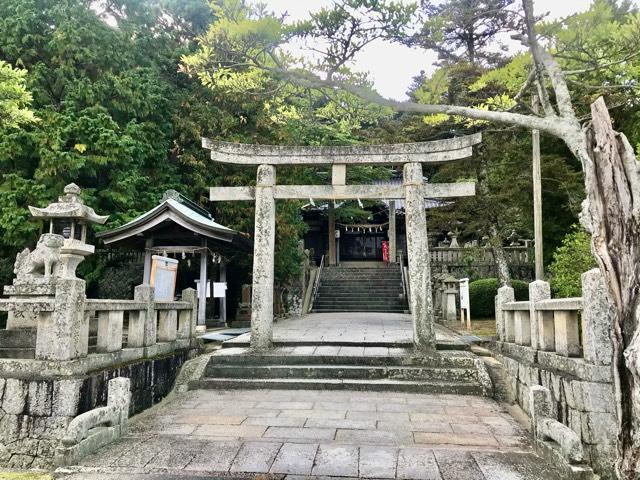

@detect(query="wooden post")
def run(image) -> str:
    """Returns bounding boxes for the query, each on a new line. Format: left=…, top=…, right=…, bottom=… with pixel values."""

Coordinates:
left=220, top=262, right=227, bottom=325
left=532, top=95, right=544, bottom=280
left=143, top=237, right=153, bottom=284
left=198, top=239, right=207, bottom=328
left=403, top=162, right=435, bottom=351
left=389, top=200, right=397, bottom=263
left=251, top=164, right=276, bottom=350
left=328, top=201, right=336, bottom=266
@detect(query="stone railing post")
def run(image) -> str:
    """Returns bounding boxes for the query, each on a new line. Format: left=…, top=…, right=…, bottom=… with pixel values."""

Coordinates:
left=35, top=278, right=87, bottom=361
left=495, top=286, right=514, bottom=341
left=179, top=288, right=197, bottom=338
left=581, top=269, right=614, bottom=366
left=133, top=285, right=155, bottom=347
left=107, top=377, right=131, bottom=433
left=529, top=280, right=550, bottom=350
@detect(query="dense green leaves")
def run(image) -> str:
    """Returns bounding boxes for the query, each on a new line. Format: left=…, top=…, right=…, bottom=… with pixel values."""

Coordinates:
left=548, top=226, right=596, bottom=297
left=0, top=61, right=37, bottom=129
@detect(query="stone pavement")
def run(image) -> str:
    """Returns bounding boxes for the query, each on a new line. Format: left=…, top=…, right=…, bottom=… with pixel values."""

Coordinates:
left=223, top=312, right=462, bottom=346
left=58, top=388, right=565, bottom=479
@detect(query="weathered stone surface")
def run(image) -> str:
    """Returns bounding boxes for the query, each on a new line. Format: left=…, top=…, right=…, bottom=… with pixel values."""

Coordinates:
left=312, top=445, right=359, bottom=477
left=97, top=311, right=124, bottom=353
left=580, top=411, right=617, bottom=444
left=515, top=310, right=532, bottom=346
left=35, top=278, right=86, bottom=361
left=133, top=285, right=155, bottom=347
left=13, top=233, right=64, bottom=282
left=156, top=309, right=177, bottom=343
left=269, top=442, right=317, bottom=475
left=27, top=380, right=53, bottom=416
left=230, top=441, right=280, bottom=473
left=359, top=446, right=398, bottom=478
left=581, top=269, right=613, bottom=366
left=553, top=309, right=581, bottom=357
left=567, top=381, right=615, bottom=413
left=496, top=286, right=515, bottom=341
left=3, top=378, right=27, bottom=415
left=250, top=164, right=276, bottom=351
left=529, top=280, right=550, bottom=350
left=403, top=162, right=435, bottom=351
left=397, top=447, right=440, bottom=479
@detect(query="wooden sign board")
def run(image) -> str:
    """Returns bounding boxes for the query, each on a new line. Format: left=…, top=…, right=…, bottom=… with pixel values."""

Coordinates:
left=150, top=255, right=178, bottom=300
left=459, top=278, right=470, bottom=310
left=213, top=282, right=227, bottom=298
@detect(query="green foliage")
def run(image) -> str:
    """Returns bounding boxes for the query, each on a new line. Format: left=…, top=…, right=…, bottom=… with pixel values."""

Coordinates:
left=549, top=227, right=597, bottom=297
left=469, top=278, right=529, bottom=318
left=0, top=61, right=37, bottom=128
left=408, top=0, right=519, bottom=66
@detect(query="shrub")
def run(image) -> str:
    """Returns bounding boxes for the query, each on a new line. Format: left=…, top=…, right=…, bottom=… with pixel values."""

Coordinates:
left=549, top=226, right=596, bottom=297
left=469, top=278, right=529, bottom=318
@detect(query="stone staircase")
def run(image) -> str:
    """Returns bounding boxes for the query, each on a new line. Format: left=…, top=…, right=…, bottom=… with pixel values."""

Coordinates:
left=312, top=264, right=408, bottom=313
left=194, top=348, right=491, bottom=396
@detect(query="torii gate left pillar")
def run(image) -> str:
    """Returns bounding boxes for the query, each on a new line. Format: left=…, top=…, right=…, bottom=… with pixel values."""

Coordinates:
left=251, top=165, right=276, bottom=351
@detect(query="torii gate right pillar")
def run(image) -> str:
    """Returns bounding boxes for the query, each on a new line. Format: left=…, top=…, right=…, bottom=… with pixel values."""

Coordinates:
left=404, top=162, right=435, bottom=351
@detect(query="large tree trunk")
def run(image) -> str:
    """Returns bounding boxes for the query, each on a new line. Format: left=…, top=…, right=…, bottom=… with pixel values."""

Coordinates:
left=580, top=97, right=640, bottom=478
left=488, top=226, right=512, bottom=287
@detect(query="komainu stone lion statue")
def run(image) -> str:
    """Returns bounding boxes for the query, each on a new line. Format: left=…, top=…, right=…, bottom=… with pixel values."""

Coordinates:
left=14, top=233, right=65, bottom=280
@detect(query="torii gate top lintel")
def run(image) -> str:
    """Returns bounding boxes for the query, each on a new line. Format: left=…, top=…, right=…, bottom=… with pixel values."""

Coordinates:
left=201, top=133, right=481, bottom=165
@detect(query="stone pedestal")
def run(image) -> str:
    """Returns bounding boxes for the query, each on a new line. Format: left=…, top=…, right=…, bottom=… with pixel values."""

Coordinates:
left=35, top=278, right=87, bottom=361
left=3, top=281, right=56, bottom=330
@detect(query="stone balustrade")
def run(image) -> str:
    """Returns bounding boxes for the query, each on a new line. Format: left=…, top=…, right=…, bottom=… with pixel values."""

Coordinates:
left=493, top=269, right=616, bottom=478
left=0, top=284, right=198, bottom=371
left=430, top=245, right=530, bottom=265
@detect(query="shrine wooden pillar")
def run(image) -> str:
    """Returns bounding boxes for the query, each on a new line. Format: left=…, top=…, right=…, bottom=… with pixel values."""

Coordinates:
left=388, top=200, right=397, bottom=263
left=197, top=238, right=208, bottom=327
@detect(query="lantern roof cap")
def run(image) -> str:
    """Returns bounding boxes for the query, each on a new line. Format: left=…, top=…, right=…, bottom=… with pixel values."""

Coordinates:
left=28, top=183, right=109, bottom=224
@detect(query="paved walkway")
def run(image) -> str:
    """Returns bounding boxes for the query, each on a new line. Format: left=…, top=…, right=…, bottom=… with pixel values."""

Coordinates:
left=60, top=389, right=564, bottom=479
left=224, top=312, right=463, bottom=347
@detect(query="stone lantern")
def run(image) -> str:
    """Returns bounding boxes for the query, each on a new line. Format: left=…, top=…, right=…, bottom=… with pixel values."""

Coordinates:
left=442, top=273, right=459, bottom=322
left=28, top=183, right=108, bottom=279
left=4, top=184, right=107, bottom=330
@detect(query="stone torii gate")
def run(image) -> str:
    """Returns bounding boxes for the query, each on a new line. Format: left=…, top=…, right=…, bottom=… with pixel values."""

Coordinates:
left=202, top=134, right=482, bottom=351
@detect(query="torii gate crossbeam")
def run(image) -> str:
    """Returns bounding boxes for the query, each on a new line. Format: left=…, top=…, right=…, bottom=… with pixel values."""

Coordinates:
left=202, top=134, right=482, bottom=351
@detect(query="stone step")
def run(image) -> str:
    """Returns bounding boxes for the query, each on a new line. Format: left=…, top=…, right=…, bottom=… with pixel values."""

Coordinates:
left=205, top=364, right=476, bottom=382
left=0, top=348, right=35, bottom=359
left=316, top=295, right=404, bottom=303
left=312, top=308, right=408, bottom=313
left=208, top=352, right=477, bottom=368
left=194, top=377, right=484, bottom=395
left=313, top=304, right=408, bottom=311
left=317, top=286, right=403, bottom=293
left=321, top=275, right=402, bottom=283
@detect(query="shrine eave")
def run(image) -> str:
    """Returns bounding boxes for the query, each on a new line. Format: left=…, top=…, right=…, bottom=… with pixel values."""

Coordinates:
left=201, top=133, right=482, bottom=165
left=96, top=198, right=251, bottom=252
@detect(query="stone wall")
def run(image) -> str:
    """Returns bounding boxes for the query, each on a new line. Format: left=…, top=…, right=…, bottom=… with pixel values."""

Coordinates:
left=493, top=269, right=616, bottom=478
left=77, top=348, right=193, bottom=416
left=0, top=347, right=195, bottom=469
